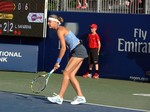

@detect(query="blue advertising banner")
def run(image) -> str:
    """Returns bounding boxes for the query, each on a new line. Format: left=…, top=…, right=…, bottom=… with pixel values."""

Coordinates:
left=0, top=44, right=38, bottom=72
left=0, top=11, right=149, bottom=82
left=45, top=11, right=150, bottom=82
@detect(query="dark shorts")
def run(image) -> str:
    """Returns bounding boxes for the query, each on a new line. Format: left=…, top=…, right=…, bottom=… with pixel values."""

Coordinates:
left=70, top=44, right=88, bottom=58
left=89, top=48, right=99, bottom=64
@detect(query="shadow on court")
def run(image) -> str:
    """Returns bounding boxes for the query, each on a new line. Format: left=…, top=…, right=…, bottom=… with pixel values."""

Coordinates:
left=0, top=91, right=146, bottom=112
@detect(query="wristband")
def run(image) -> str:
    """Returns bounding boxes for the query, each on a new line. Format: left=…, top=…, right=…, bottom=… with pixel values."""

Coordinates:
left=56, top=58, right=61, bottom=63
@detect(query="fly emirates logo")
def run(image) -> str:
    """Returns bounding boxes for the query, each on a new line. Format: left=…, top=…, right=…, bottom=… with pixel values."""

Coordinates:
left=0, top=51, right=22, bottom=62
left=118, top=28, right=149, bottom=53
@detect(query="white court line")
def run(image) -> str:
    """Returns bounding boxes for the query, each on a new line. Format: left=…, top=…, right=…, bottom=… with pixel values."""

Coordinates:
left=11, top=93, right=30, bottom=97
left=64, top=99, right=149, bottom=112
left=133, top=93, right=150, bottom=97
left=6, top=92, right=150, bottom=112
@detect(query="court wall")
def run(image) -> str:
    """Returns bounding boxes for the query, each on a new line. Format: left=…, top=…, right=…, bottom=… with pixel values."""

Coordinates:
left=0, top=11, right=150, bottom=82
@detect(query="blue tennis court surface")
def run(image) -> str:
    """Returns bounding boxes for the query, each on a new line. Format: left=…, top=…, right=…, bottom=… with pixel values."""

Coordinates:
left=0, top=91, right=147, bottom=112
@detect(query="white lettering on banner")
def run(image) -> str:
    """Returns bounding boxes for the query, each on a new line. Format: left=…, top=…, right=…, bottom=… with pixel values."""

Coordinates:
left=118, top=28, right=149, bottom=53
left=118, top=38, right=150, bottom=53
left=0, top=51, right=22, bottom=57
left=0, top=57, right=7, bottom=62
left=134, top=28, right=147, bottom=40
left=129, top=76, right=149, bottom=81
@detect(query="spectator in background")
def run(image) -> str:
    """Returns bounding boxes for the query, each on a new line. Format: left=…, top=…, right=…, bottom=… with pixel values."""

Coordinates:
left=125, top=0, right=130, bottom=6
left=83, top=24, right=101, bottom=79
left=127, top=0, right=142, bottom=14
left=76, top=0, right=88, bottom=9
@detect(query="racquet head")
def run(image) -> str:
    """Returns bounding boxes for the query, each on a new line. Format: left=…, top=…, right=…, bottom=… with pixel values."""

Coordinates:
left=31, top=74, right=47, bottom=94
left=31, top=69, right=55, bottom=94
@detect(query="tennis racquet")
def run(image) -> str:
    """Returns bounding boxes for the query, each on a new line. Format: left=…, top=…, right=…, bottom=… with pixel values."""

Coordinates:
left=31, top=69, right=55, bottom=94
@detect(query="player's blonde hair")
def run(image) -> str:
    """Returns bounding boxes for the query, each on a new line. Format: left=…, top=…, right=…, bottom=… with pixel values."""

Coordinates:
left=49, top=14, right=64, bottom=24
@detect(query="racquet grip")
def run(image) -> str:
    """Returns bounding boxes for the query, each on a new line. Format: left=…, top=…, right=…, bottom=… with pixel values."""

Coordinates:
left=49, top=69, right=55, bottom=74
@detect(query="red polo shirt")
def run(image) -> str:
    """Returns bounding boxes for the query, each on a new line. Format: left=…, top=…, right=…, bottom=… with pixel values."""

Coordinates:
left=88, top=33, right=100, bottom=48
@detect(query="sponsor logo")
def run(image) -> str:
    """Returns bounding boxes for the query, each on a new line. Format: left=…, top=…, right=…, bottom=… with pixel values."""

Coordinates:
left=31, top=14, right=42, bottom=21
left=129, top=76, right=149, bottom=81
left=27, top=13, right=43, bottom=23
left=0, top=51, right=22, bottom=63
left=118, top=28, right=149, bottom=53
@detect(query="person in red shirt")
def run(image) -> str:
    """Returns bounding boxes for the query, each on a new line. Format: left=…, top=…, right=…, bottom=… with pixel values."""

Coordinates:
left=83, top=24, right=101, bottom=79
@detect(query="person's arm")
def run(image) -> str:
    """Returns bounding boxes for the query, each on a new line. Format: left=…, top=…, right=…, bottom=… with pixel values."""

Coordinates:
left=96, top=34, right=101, bottom=55
left=54, top=27, right=66, bottom=70
left=98, top=41, right=101, bottom=55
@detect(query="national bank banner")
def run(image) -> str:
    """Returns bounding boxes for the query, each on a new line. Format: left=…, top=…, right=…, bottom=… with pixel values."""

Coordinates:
left=0, top=44, right=38, bottom=72
left=46, top=12, right=150, bottom=82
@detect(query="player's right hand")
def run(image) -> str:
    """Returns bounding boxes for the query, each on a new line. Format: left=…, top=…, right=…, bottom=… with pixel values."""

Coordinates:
left=54, top=63, right=60, bottom=70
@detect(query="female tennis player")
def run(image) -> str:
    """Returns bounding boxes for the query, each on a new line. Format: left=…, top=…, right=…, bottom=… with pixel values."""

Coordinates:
left=47, top=14, right=88, bottom=105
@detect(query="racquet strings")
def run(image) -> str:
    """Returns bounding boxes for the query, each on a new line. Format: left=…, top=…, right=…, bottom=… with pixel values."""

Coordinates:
left=31, top=76, right=46, bottom=93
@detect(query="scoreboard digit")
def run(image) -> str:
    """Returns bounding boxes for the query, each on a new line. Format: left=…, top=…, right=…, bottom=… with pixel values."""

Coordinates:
left=0, top=0, right=48, bottom=38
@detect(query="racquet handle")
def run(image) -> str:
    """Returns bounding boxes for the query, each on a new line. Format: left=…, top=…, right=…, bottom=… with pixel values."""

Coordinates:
left=49, top=69, right=55, bottom=74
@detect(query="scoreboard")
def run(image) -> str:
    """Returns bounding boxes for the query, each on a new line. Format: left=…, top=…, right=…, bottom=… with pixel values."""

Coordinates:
left=0, top=0, right=48, bottom=38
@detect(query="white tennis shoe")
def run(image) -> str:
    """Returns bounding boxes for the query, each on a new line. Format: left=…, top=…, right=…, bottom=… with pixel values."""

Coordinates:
left=47, top=93, right=63, bottom=104
left=71, top=96, right=86, bottom=105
